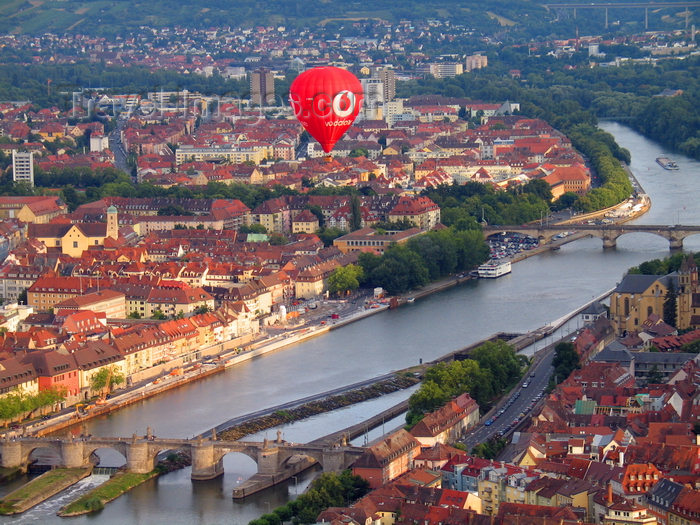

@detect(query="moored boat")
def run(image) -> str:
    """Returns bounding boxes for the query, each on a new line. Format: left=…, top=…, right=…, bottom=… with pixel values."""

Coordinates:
left=477, top=259, right=512, bottom=278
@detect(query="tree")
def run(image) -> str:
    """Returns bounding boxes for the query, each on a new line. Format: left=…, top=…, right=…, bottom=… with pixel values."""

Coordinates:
left=349, top=147, right=368, bottom=157
left=90, top=366, right=125, bottom=397
left=268, top=233, right=288, bottom=245
left=552, top=342, right=580, bottom=385
left=663, top=281, right=677, bottom=328
left=327, top=264, right=364, bottom=295
left=406, top=380, right=449, bottom=426
left=307, top=204, right=325, bottom=227
left=239, top=223, right=267, bottom=234
left=151, top=309, right=166, bottom=320
left=317, top=227, right=346, bottom=246
left=646, top=364, right=664, bottom=385
left=350, top=195, right=362, bottom=231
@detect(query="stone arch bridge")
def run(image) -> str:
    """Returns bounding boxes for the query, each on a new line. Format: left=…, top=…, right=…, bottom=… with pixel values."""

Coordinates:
left=483, top=224, right=700, bottom=250
left=0, top=432, right=364, bottom=481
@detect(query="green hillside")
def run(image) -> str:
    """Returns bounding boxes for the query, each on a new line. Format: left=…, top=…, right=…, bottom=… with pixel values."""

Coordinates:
left=0, top=0, right=663, bottom=36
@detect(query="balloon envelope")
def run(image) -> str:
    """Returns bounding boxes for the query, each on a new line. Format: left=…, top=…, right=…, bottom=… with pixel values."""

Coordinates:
left=289, top=67, right=364, bottom=154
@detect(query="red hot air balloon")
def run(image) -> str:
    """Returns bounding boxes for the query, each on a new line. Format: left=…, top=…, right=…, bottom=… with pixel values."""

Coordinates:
left=289, top=67, right=364, bottom=154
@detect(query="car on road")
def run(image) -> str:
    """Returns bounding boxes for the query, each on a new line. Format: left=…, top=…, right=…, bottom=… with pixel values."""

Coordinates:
left=485, top=418, right=494, bottom=426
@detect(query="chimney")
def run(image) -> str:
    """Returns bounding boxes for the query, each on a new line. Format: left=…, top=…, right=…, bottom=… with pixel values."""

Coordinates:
left=607, top=483, right=613, bottom=504
left=619, top=450, right=625, bottom=467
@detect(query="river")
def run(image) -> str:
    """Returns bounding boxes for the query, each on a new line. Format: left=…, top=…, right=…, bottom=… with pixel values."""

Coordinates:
left=2, top=122, right=698, bottom=524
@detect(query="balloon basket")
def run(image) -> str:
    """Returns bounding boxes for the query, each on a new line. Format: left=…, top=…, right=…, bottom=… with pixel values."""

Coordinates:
left=324, top=155, right=333, bottom=163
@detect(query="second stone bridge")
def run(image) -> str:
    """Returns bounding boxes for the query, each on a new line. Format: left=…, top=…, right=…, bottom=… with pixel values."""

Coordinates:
left=0, top=431, right=365, bottom=481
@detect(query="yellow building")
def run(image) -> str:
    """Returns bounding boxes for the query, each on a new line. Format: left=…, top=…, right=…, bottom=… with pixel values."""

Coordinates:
left=333, top=227, right=423, bottom=255
left=54, top=289, right=127, bottom=319
left=291, top=209, right=319, bottom=234
left=0, top=196, right=67, bottom=224
left=609, top=274, right=669, bottom=336
left=28, top=209, right=119, bottom=257
left=610, top=258, right=700, bottom=335
left=28, top=275, right=112, bottom=312
left=0, top=357, right=39, bottom=398
left=72, top=341, right=127, bottom=400
left=603, top=500, right=658, bottom=525
left=175, top=144, right=270, bottom=165
left=388, top=196, right=441, bottom=230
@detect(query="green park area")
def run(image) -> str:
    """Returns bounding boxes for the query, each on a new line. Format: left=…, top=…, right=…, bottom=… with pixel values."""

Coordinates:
left=0, top=467, right=91, bottom=515
left=58, top=471, right=157, bottom=516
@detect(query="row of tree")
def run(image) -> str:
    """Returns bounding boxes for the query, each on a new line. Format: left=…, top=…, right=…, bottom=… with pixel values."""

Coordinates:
left=628, top=251, right=700, bottom=276
left=424, top=179, right=552, bottom=228
left=406, top=340, right=526, bottom=426
left=566, top=124, right=633, bottom=212
left=353, top=228, right=490, bottom=295
left=248, top=470, right=369, bottom=525
left=0, top=387, right=65, bottom=422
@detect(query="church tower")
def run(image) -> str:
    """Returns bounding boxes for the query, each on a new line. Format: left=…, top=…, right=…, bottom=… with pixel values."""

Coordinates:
left=106, top=205, right=119, bottom=240
left=676, top=255, right=698, bottom=329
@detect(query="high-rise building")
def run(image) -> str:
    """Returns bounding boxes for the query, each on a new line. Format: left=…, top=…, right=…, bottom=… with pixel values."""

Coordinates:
left=12, top=151, right=34, bottom=186
left=360, top=78, right=384, bottom=120
left=375, top=68, right=396, bottom=102
left=420, top=62, right=463, bottom=79
left=249, top=68, right=275, bottom=106
left=465, top=54, right=488, bottom=72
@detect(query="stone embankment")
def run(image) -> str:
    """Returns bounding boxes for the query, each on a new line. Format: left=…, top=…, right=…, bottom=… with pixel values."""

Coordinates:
left=219, top=374, right=420, bottom=441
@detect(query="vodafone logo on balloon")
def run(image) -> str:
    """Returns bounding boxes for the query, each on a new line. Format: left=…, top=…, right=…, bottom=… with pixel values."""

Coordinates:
left=289, top=67, right=364, bottom=154
left=332, top=90, right=356, bottom=118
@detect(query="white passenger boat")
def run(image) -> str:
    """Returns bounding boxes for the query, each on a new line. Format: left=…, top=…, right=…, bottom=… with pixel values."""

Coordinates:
left=477, top=259, right=512, bottom=278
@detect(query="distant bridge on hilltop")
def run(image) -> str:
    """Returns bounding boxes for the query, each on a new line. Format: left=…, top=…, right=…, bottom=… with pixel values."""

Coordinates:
left=543, top=1, right=700, bottom=29
left=483, top=223, right=700, bottom=250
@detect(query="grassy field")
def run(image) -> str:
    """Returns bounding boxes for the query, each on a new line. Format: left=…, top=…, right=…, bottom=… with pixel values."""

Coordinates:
left=58, top=471, right=157, bottom=516
left=0, top=468, right=91, bottom=515
left=486, top=11, right=516, bottom=26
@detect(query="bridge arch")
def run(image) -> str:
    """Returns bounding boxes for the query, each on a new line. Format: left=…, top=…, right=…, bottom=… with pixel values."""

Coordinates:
left=277, top=450, right=322, bottom=471
left=83, top=445, right=127, bottom=468
left=208, top=448, right=260, bottom=484
left=589, top=229, right=681, bottom=249
left=82, top=442, right=129, bottom=467
left=25, top=443, right=62, bottom=470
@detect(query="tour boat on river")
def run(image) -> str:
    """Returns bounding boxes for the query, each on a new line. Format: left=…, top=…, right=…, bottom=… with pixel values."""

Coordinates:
left=477, top=259, right=512, bottom=278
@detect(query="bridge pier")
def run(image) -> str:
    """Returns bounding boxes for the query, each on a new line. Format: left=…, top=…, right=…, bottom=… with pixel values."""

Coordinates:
left=257, top=446, right=281, bottom=475
left=61, top=440, right=89, bottom=469
left=670, top=238, right=684, bottom=250
left=602, top=236, right=617, bottom=249
left=191, top=441, right=224, bottom=480
left=126, top=441, right=153, bottom=474
left=0, top=440, right=25, bottom=471
left=322, top=449, right=349, bottom=472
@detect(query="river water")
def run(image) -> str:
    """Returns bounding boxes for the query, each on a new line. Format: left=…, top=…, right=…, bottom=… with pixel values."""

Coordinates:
left=2, top=122, right=698, bottom=524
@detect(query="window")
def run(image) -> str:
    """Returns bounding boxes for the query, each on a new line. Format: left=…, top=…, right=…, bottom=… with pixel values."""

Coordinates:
left=73, top=241, right=78, bottom=248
